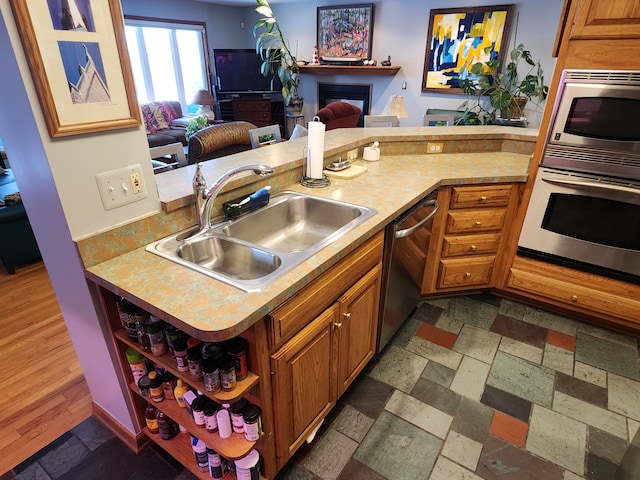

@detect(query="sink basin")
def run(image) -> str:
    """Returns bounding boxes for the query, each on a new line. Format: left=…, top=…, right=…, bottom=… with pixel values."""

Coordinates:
left=213, top=191, right=368, bottom=253
left=146, top=190, right=376, bottom=291
left=177, top=235, right=281, bottom=280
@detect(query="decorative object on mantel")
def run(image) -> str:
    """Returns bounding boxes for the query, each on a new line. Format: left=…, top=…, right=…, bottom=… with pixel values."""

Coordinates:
left=422, top=5, right=514, bottom=95
left=191, top=89, right=217, bottom=120
left=380, top=56, right=392, bottom=67
left=317, top=4, right=374, bottom=61
left=381, top=95, right=408, bottom=124
left=312, top=45, right=319, bottom=64
left=458, top=43, right=548, bottom=125
left=254, top=0, right=303, bottom=113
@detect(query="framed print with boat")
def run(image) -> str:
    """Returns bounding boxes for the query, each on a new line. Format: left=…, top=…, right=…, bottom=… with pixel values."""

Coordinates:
left=10, top=0, right=141, bottom=137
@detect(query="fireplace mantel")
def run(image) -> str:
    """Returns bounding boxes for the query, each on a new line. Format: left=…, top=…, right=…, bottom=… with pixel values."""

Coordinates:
left=299, top=65, right=400, bottom=76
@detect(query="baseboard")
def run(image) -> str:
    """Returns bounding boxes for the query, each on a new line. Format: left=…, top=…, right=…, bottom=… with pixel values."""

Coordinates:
left=92, top=402, right=150, bottom=453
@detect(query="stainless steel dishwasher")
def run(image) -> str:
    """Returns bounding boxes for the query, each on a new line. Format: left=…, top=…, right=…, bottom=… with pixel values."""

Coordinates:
left=377, top=190, right=439, bottom=353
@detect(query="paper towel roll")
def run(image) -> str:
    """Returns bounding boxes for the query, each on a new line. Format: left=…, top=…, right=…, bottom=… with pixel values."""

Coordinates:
left=307, top=121, right=325, bottom=179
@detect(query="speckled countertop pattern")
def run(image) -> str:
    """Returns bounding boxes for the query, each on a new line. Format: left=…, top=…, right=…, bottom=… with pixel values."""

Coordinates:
left=85, top=127, right=536, bottom=341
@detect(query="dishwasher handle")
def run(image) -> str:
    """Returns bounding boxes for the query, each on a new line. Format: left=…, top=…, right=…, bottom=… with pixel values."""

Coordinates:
left=395, top=199, right=439, bottom=238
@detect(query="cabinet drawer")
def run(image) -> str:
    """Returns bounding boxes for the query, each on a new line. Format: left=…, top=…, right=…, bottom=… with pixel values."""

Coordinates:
left=450, top=185, right=513, bottom=209
left=232, top=99, right=271, bottom=114
left=442, top=233, right=500, bottom=257
left=506, top=261, right=640, bottom=329
left=446, top=209, right=506, bottom=234
left=437, top=257, right=495, bottom=289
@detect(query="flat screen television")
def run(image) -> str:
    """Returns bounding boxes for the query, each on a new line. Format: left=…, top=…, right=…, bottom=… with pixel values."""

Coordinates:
left=213, top=48, right=281, bottom=94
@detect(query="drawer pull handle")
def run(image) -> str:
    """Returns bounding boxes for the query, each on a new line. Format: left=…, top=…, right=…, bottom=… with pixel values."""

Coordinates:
left=464, top=272, right=472, bottom=278
left=479, top=196, right=487, bottom=202
left=334, top=321, right=343, bottom=328
left=470, top=245, right=477, bottom=251
left=343, top=313, right=351, bottom=321
left=571, top=295, right=578, bottom=302
left=475, top=221, right=482, bottom=226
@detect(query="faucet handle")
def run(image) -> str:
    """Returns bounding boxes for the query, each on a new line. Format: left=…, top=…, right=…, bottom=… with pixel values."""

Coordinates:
left=193, top=163, right=207, bottom=194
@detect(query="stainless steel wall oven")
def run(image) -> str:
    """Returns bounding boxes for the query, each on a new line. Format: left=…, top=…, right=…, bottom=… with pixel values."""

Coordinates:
left=518, top=69, right=640, bottom=283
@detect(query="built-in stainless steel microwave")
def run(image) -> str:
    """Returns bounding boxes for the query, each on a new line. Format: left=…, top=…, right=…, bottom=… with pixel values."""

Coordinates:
left=542, top=69, right=640, bottom=180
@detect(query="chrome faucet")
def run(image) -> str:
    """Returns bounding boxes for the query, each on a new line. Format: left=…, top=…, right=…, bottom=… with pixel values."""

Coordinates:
left=194, top=163, right=275, bottom=230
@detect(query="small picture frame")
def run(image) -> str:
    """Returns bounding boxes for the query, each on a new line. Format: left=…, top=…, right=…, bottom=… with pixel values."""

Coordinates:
left=10, top=0, right=141, bottom=137
left=317, top=4, right=374, bottom=60
left=423, top=114, right=455, bottom=126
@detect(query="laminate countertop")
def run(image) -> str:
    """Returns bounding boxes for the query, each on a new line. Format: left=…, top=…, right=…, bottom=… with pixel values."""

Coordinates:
left=85, top=126, right=537, bottom=341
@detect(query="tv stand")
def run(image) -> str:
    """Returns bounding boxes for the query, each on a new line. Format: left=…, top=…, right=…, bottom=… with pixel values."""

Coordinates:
left=218, top=96, right=285, bottom=137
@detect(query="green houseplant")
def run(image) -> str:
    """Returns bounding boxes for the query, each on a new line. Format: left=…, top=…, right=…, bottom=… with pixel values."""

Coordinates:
left=185, top=115, right=208, bottom=141
left=459, top=43, right=549, bottom=125
left=253, top=0, right=302, bottom=111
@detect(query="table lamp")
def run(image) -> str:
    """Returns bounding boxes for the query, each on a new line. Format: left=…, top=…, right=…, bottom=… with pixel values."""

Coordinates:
left=382, top=95, right=408, bottom=122
left=192, top=89, right=217, bottom=120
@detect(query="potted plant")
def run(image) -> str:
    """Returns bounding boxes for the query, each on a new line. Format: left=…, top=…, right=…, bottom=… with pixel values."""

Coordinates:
left=185, top=115, right=208, bottom=141
left=459, top=43, right=549, bottom=125
left=253, top=0, right=303, bottom=113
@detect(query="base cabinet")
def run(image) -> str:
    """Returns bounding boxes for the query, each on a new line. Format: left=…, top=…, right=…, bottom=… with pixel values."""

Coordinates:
left=268, top=234, right=383, bottom=469
left=422, top=183, right=521, bottom=294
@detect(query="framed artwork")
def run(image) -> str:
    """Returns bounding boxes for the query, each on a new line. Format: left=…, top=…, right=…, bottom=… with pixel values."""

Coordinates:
left=317, top=4, right=374, bottom=60
left=423, top=114, right=455, bottom=126
left=422, top=5, right=514, bottom=94
left=10, top=0, right=141, bottom=137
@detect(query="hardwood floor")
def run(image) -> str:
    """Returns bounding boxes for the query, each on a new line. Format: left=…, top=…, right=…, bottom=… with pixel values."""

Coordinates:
left=0, top=261, right=92, bottom=475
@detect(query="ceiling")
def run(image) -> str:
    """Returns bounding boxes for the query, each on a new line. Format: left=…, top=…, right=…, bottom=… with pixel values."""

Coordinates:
left=195, top=0, right=300, bottom=6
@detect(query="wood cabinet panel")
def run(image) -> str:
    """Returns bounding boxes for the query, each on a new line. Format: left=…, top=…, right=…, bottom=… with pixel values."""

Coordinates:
left=271, top=305, right=338, bottom=467
left=572, top=0, right=640, bottom=39
left=437, top=257, right=495, bottom=289
left=442, top=233, right=500, bottom=257
left=450, top=184, right=513, bottom=209
left=505, top=256, right=640, bottom=333
left=336, top=264, right=381, bottom=397
left=446, top=209, right=506, bottom=234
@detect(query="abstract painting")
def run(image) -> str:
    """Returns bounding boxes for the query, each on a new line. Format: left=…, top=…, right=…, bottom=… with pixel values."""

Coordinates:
left=422, top=5, right=514, bottom=94
left=317, top=4, right=374, bottom=60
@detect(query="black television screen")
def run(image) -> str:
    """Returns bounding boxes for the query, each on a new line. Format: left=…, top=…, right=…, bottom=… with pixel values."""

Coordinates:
left=214, top=48, right=281, bottom=94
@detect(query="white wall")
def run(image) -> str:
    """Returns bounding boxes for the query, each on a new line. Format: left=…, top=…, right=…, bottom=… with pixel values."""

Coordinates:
left=242, top=0, right=563, bottom=127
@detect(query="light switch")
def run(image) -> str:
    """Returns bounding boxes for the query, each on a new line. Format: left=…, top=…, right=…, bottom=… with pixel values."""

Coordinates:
left=95, top=164, right=147, bottom=210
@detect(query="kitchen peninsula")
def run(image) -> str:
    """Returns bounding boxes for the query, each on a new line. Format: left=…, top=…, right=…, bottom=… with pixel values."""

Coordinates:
left=83, top=126, right=536, bottom=479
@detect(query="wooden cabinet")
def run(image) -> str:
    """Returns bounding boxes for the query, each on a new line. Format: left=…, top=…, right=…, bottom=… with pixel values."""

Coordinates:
left=505, top=256, right=640, bottom=335
left=268, top=233, right=383, bottom=468
left=570, top=0, right=640, bottom=39
left=232, top=98, right=272, bottom=127
left=423, top=184, right=521, bottom=294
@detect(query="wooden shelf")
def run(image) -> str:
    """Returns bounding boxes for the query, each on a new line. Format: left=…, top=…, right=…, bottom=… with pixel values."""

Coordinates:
left=298, top=64, right=400, bottom=76
left=144, top=426, right=238, bottom=480
left=132, top=383, right=256, bottom=460
left=115, top=329, right=259, bottom=404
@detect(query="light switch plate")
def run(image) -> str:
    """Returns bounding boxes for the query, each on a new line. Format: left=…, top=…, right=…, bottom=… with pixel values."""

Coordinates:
left=96, top=164, right=147, bottom=210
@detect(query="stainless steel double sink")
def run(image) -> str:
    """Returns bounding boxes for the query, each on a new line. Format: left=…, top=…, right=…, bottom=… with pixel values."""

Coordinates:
left=146, top=191, right=377, bottom=291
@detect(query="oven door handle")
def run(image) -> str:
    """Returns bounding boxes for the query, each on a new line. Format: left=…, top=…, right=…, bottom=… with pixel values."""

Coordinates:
left=541, top=177, right=640, bottom=197
left=395, top=200, right=439, bottom=238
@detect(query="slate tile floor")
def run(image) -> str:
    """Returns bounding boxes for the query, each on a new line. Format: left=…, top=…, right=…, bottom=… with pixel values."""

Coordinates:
left=5, top=295, right=640, bottom=480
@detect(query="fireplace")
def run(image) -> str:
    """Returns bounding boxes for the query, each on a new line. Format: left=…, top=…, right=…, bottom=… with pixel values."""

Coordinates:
left=318, top=83, right=371, bottom=128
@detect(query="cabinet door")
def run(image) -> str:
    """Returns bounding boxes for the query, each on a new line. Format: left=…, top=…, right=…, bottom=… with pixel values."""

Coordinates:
left=571, top=0, right=640, bottom=39
left=270, top=305, right=339, bottom=468
left=336, top=264, right=381, bottom=397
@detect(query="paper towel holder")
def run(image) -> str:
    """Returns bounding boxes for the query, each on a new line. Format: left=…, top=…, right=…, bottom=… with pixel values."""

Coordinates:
left=301, top=145, right=330, bottom=188
left=301, top=116, right=330, bottom=188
